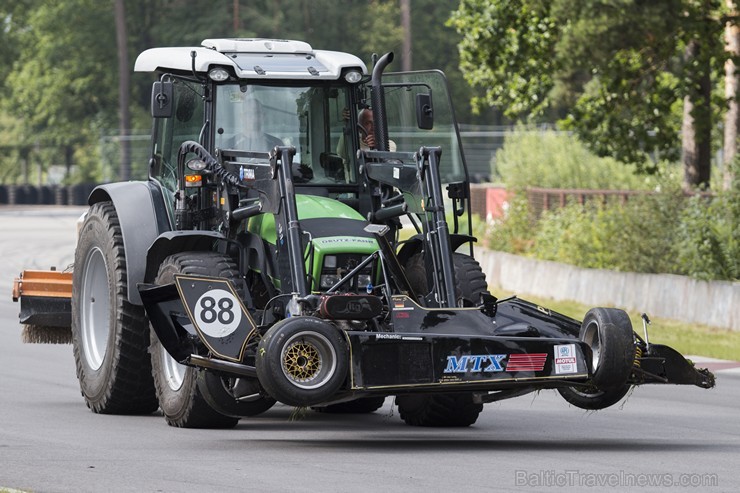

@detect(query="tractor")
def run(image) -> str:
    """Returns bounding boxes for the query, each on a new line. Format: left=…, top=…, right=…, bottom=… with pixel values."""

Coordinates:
left=13, top=39, right=713, bottom=428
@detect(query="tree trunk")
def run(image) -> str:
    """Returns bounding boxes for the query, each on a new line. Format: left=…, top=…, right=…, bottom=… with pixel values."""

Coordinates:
left=724, top=1, right=739, bottom=191
left=681, top=39, right=712, bottom=190
left=114, top=0, right=131, bottom=181
left=401, top=0, right=412, bottom=71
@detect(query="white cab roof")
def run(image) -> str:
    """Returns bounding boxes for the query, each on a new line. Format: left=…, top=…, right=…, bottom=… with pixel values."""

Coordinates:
left=134, top=38, right=367, bottom=80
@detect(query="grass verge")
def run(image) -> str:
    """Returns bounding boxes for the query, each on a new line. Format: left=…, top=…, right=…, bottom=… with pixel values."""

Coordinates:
left=492, top=289, right=740, bottom=361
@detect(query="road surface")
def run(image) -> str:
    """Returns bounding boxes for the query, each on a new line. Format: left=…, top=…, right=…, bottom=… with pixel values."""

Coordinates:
left=1, top=207, right=738, bottom=492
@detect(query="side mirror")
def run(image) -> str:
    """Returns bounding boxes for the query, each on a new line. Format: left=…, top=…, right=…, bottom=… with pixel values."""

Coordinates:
left=416, top=93, right=433, bottom=130
left=151, top=81, right=173, bottom=118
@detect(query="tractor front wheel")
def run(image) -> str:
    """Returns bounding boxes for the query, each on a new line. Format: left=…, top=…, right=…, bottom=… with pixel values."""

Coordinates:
left=396, top=393, right=482, bottom=427
left=400, top=252, right=486, bottom=426
left=150, top=252, right=250, bottom=428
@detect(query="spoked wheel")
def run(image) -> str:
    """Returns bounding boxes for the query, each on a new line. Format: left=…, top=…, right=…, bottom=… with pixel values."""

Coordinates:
left=558, top=307, right=635, bottom=410
left=257, top=317, right=348, bottom=407
left=71, top=202, right=158, bottom=414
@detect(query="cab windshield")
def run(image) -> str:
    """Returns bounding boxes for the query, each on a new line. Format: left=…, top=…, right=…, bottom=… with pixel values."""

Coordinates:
left=214, top=83, right=354, bottom=185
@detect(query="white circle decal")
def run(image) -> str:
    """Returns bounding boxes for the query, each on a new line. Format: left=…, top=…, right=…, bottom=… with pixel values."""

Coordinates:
left=193, top=289, right=242, bottom=338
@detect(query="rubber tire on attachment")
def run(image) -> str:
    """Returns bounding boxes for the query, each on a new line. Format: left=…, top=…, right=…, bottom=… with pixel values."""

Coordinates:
left=150, top=252, right=249, bottom=428
left=257, top=317, right=348, bottom=407
left=313, top=396, right=386, bottom=414
left=399, top=252, right=487, bottom=426
left=558, top=307, right=635, bottom=410
left=71, top=201, right=158, bottom=414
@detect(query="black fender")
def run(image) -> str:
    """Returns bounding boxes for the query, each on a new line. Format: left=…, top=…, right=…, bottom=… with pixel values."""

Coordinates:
left=142, top=230, right=230, bottom=284
left=88, top=181, right=172, bottom=305
left=396, top=233, right=476, bottom=266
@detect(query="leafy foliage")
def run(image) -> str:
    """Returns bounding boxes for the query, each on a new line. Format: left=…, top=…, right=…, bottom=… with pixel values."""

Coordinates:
left=0, top=0, right=477, bottom=184
left=449, top=0, right=732, bottom=186
left=491, top=188, right=738, bottom=281
left=494, top=128, right=675, bottom=190
left=490, top=129, right=738, bottom=281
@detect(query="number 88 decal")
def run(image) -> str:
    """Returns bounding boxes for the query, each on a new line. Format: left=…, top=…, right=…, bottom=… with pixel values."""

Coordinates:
left=194, top=289, right=242, bottom=338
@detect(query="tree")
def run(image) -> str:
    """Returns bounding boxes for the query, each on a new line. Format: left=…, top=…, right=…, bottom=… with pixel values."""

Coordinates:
left=3, top=0, right=120, bottom=182
left=115, top=0, right=131, bottom=181
left=724, top=0, right=740, bottom=190
left=449, top=0, right=734, bottom=189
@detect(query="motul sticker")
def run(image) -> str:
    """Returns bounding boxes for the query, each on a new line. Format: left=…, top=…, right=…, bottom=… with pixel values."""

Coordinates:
left=554, top=344, right=578, bottom=374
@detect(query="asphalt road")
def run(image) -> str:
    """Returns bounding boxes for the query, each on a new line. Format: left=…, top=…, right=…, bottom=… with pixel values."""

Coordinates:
left=1, top=206, right=739, bottom=493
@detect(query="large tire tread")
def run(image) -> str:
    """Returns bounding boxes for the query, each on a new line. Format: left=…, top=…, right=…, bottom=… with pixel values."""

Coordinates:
left=397, top=394, right=482, bottom=427
left=72, top=201, right=158, bottom=414
left=150, top=252, right=243, bottom=428
left=400, top=252, right=487, bottom=426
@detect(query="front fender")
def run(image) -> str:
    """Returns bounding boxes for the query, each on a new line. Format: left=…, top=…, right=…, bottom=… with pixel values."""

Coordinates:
left=396, top=233, right=476, bottom=266
left=88, top=181, right=171, bottom=304
left=143, top=230, right=229, bottom=284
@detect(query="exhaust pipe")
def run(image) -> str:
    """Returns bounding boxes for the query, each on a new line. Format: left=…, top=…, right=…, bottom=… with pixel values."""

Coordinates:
left=370, top=52, right=394, bottom=152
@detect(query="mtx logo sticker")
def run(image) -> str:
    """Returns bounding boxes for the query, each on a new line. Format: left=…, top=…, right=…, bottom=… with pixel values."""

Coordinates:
left=444, top=354, right=506, bottom=373
left=444, top=353, right=548, bottom=373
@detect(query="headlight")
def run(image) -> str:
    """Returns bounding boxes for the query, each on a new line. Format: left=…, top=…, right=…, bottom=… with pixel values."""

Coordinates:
left=357, top=274, right=372, bottom=288
left=208, top=67, right=230, bottom=81
left=320, top=274, right=341, bottom=289
left=344, top=70, right=362, bottom=84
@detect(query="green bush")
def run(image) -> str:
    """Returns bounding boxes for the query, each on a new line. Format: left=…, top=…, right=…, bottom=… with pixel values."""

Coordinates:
left=494, top=127, right=678, bottom=190
left=490, top=187, right=738, bottom=281
left=488, top=128, right=737, bottom=281
left=676, top=192, right=739, bottom=281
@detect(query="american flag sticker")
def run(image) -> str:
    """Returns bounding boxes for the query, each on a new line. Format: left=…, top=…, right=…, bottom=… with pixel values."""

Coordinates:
left=554, top=344, right=578, bottom=374
left=505, top=353, right=547, bottom=372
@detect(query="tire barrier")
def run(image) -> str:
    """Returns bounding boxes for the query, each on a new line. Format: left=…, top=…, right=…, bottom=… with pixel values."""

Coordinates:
left=0, top=183, right=99, bottom=205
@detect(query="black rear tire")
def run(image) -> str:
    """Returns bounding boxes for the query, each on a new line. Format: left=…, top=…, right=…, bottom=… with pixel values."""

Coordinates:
left=150, top=252, right=246, bottom=428
left=558, top=307, right=635, bottom=410
left=71, top=202, right=158, bottom=414
left=396, top=394, right=483, bottom=427
left=400, top=252, right=487, bottom=426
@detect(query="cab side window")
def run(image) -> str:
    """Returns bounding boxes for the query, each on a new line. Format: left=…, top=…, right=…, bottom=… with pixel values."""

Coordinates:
left=151, top=80, right=204, bottom=192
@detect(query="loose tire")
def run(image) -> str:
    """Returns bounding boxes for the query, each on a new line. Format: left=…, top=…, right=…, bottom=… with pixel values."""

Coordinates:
left=71, top=202, right=158, bottom=414
left=558, top=308, right=635, bottom=410
left=150, top=252, right=258, bottom=428
left=396, top=394, right=483, bottom=427
left=400, top=252, right=486, bottom=426
left=257, top=317, right=348, bottom=407
left=313, top=396, right=386, bottom=414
